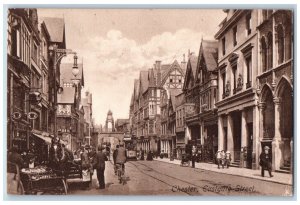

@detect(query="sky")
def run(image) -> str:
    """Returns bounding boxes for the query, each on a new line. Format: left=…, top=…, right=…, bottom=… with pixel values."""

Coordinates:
left=37, top=9, right=226, bottom=126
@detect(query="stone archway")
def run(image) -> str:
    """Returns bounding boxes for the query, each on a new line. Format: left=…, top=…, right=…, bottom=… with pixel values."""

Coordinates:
left=261, top=85, right=275, bottom=139
left=276, top=77, right=293, bottom=169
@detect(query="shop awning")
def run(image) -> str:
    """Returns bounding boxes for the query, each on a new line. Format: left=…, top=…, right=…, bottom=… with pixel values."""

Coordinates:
left=32, top=133, right=52, bottom=145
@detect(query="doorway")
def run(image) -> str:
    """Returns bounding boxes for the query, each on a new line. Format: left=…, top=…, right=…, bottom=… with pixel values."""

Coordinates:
left=232, top=111, right=242, bottom=161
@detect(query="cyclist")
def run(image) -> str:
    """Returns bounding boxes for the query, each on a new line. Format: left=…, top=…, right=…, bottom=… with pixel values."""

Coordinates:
left=115, top=141, right=127, bottom=183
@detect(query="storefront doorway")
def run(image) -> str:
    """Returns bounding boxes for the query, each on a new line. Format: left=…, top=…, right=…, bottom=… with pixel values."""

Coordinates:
left=232, top=111, right=242, bottom=161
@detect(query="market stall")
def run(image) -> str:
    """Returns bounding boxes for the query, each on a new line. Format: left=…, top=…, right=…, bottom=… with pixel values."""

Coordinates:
left=20, top=166, right=67, bottom=195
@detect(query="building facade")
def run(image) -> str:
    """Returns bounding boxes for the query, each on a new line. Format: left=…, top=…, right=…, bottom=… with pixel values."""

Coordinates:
left=215, top=9, right=260, bottom=169
left=196, top=40, right=219, bottom=162
left=7, top=9, right=36, bottom=150
left=256, top=10, right=293, bottom=172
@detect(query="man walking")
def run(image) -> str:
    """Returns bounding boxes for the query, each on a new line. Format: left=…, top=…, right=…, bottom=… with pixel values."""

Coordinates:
left=191, top=145, right=197, bottom=168
left=259, top=146, right=273, bottom=177
left=113, top=145, right=119, bottom=175
left=94, top=146, right=108, bottom=189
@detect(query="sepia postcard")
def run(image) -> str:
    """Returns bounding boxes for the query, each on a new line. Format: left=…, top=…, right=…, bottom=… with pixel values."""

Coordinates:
left=5, top=6, right=294, bottom=198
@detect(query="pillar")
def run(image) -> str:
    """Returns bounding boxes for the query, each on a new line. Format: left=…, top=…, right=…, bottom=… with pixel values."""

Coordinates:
left=227, top=114, right=234, bottom=160
left=253, top=105, right=260, bottom=169
left=272, top=97, right=283, bottom=171
left=241, top=109, right=248, bottom=148
left=218, top=116, right=224, bottom=151
left=200, top=122, right=204, bottom=145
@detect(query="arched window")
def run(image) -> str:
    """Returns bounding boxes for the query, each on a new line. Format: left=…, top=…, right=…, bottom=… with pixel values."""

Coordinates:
left=261, top=36, right=267, bottom=72
left=267, top=32, right=273, bottom=69
left=277, top=24, right=285, bottom=64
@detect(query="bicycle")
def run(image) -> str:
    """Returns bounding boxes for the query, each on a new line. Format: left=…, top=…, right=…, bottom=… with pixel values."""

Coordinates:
left=116, top=163, right=126, bottom=185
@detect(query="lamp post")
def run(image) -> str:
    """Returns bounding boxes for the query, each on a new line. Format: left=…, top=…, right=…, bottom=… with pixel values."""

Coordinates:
left=49, top=45, right=77, bottom=140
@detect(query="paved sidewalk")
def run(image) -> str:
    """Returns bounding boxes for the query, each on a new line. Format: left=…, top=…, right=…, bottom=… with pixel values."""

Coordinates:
left=154, top=158, right=293, bottom=186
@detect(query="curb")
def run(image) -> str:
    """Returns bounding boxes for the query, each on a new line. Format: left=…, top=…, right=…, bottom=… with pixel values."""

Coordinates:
left=153, top=159, right=293, bottom=186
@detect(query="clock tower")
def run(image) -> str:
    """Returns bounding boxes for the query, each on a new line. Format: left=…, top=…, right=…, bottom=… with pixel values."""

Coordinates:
left=105, top=110, right=115, bottom=132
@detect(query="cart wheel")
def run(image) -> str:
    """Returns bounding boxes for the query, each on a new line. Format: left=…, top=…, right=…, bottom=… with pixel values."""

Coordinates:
left=61, top=179, right=68, bottom=195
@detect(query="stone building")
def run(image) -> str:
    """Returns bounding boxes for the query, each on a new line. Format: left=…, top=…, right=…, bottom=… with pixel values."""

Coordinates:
left=256, top=10, right=293, bottom=173
left=215, top=9, right=260, bottom=169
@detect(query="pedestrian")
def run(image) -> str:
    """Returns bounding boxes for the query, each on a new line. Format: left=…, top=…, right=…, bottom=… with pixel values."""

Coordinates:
left=220, top=150, right=225, bottom=168
left=94, top=146, right=108, bottom=189
left=191, top=145, right=197, bottom=168
left=215, top=150, right=222, bottom=169
left=259, top=146, right=273, bottom=178
left=225, top=151, right=231, bottom=168
left=81, top=145, right=92, bottom=189
left=8, top=147, right=25, bottom=169
left=140, top=148, right=144, bottom=160
left=113, top=145, right=119, bottom=175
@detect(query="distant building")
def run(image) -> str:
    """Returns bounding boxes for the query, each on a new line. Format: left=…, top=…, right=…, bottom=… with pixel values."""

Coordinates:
left=115, top=119, right=130, bottom=133
left=81, top=91, right=93, bottom=145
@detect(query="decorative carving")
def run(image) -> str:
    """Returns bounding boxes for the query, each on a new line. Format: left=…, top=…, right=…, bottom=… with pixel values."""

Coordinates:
left=225, top=81, right=230, bottom=97
left=236, top=74, right=243, bottom=91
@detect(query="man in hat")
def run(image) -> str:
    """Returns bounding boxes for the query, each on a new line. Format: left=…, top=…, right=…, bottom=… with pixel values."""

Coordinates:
left=94, top=146, right=108, bottom=189
left=115, top=141, right=127, bottom=183
left=215, top=150, right=222, bottom=169
left=259, top=146, right=273, bottom=177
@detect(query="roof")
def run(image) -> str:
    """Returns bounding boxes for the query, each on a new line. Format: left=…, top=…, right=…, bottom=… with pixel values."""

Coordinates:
left=41, top=17, right=65, bottom=43
left=140, top=70, right=149, bottom=94
left=60, top=63, right=84, bottom=86
left=169, top=89, right=182, bottom=111
left=115, top=119, right=129, bottom=127
left=183, top=55, right=198, bottom=90
left=161, top=60, right=184, bottom=85
left=175, top=92, right=185, bottom=107
left=57, top=87, right=75, bottom=104
left=201, top=40, right=218, bottom=71
left=134, top=79, right=140, bottom=100
left=189, top=55, right=198, bottom=77
left=130, top=92, right=134, bottom=106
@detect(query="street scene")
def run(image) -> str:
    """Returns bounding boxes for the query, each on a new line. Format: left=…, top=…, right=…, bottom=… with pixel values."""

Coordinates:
left=6, top=8, right=294, bottom=197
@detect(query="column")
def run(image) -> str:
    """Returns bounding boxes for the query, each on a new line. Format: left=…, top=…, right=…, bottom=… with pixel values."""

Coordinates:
left=241, top=109, right=248, bottom=148
left=200, top=122, right=204, bottom=145
left=272, top=97, right=283, bottom=171
left=218, top=116, right=224, bottom=151
left=227, top=114, right=234, bottom=160
left=253, top=105, right=260, bottom=169
left=241, top=109, right=248, bottom=168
